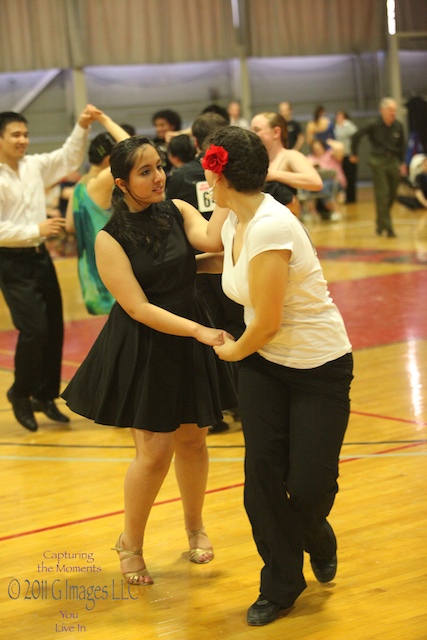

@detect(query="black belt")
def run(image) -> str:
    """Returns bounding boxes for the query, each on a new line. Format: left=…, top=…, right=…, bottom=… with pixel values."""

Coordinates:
left=0, top=244, right=46, bottom=255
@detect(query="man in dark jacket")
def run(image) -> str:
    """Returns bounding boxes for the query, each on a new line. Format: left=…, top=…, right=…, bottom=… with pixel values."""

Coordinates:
left=350, top=97, right=406, bottom=237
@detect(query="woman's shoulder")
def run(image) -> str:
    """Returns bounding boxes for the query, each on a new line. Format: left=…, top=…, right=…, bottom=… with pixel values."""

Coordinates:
left=253, top=194, right=293, bottom=225
left=245, top=197, right=297, bottom=251
left=165, top=198, right=187, bottom=216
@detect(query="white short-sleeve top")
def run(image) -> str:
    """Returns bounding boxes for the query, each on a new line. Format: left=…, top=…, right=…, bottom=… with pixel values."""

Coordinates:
left=221, top=193, right=352, bottom=369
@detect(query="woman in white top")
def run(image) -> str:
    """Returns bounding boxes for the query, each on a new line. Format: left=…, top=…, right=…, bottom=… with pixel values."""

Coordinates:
left=200, top=127, right=353, bottom=627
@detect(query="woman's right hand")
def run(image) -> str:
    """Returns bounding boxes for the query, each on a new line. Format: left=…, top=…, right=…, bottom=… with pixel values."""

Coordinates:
left=194, top=325, right=227, bottom=347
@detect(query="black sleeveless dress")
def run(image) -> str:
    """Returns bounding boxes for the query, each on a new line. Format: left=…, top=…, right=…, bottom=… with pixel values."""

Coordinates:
left=61, top=201, right=237, bottom=432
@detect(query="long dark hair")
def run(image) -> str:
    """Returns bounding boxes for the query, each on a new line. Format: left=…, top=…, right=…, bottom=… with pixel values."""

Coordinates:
left=107, top=136, right=171, bottom=253
left=313, top=105, right=325, bottom=122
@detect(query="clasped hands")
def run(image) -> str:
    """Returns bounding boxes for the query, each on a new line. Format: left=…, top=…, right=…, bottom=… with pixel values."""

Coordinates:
left=213, top=331, right=239, bottom=362
left=78, top=104, right=104, bottom=129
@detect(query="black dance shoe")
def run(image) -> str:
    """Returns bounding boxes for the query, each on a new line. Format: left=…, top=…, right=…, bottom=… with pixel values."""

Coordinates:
left=31, top=399, right=70, bottom=423
left=247, top=595, right=286, bottom=626
left=7, top=389, right=38, bottom=432
left=310, top=554, right=337, bottom=583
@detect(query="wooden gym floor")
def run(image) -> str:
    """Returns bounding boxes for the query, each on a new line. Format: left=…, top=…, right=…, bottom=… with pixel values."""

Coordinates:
left=0, top=187, right=426, bottom=639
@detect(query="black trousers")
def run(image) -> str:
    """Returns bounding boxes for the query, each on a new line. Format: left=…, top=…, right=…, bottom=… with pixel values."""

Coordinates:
left=370, top=155, right=400, bottom=233
left=0, top=246, right=64, bottom=400
left=238, top=352, right=353, bottom=606
left=343, top=155, right=358, bottom=203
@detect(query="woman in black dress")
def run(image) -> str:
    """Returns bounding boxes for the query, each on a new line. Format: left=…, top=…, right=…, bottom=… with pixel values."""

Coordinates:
left=62, top=136, right=235, bottom=585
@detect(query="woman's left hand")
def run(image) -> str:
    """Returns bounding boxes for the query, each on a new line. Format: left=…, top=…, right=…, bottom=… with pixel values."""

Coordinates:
left=213, top=333, right=239, bottom=361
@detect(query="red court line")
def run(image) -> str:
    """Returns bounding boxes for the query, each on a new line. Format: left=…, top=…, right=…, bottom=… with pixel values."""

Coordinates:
left=339, top=440, right=426, bottom=464
left=1, top=271, right=426, bottom=374
left=351, top=410, right=427, bottom=427
left=1, top=443, right=424, bottom=543
left=0, top=484, right=245, bottom=542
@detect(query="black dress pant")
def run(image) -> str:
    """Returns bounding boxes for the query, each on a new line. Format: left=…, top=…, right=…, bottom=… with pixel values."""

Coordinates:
left=0, top=246, right=64, bottom=400
left=238, top=352, right=353, bottom=607
left=343, top=155, right=358, bottom=203
left=370, top=155, right=400, bottom=233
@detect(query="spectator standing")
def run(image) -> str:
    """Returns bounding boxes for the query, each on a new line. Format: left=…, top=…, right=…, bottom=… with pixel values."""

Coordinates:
left=306, top=105, right=335, bottom=147
left=334, top=110, right=358, bottom=203
left=227, top=101, right=249, bottom=129
left=278, top=101, right=304, bottom=150
left=350, top=97, right=406, bottom=237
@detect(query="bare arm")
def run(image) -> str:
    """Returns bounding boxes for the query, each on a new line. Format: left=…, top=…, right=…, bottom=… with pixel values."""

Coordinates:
left=86, top=114, right=131, bottom=208
left=92, top=112, right=131, bottom=144
left=165, top=128, right=192, bottom=143
left=95, top=231, right=225, bottom=346
left=305, top=121, right=315, bottom=146
left=173, top=200, right=228, bottom=252
left=267, top=150, right=323, bottom=191
left=214, top=249, right=290, bottom=361
left=65, top=190, right=75, bottom=233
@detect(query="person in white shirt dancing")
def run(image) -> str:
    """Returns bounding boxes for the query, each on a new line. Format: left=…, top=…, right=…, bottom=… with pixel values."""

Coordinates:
left=200, top=127, right=353, bottom=626
left=0, top=104, right=99, bottom=431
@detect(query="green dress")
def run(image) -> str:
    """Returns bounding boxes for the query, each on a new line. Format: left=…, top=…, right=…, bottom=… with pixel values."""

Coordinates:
left=72, top=181, right=114, bottom=315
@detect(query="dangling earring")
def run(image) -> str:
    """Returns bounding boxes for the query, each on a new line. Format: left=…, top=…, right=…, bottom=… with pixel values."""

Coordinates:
left=208, top=180, right=218, bottom=201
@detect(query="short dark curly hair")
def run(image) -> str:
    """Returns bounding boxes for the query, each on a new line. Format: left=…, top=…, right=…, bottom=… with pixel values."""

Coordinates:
left=205, top=126, right=268, bottom=193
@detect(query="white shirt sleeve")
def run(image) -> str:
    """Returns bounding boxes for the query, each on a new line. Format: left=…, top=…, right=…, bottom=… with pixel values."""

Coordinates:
left=0, top=124, right=89, bottom=246
left=246, top=215, right=294, bottom=262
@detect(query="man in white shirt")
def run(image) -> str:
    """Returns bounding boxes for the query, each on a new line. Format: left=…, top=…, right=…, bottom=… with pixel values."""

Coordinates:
left=0, top=105, right=98, bottom=431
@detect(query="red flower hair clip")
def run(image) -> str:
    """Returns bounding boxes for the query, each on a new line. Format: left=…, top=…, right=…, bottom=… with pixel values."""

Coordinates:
left=201, top=145, right=229, bottom=176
